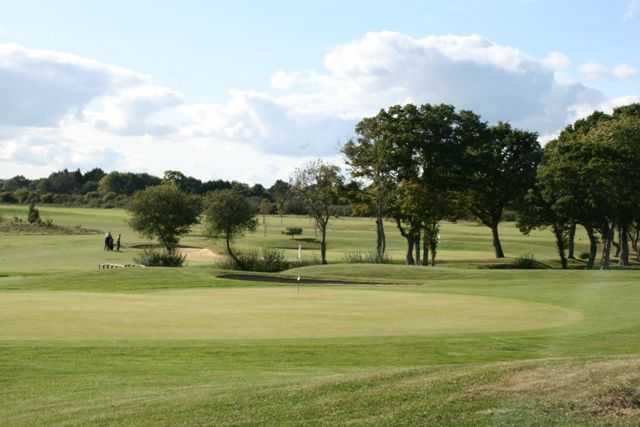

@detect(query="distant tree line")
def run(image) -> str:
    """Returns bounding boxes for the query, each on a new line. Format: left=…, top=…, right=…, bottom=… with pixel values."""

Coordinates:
left=0, top=169, right=320, bottom=214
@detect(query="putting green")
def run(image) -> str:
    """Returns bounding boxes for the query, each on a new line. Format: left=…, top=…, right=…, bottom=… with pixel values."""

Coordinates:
left=0, top=287, right=582, bottom=340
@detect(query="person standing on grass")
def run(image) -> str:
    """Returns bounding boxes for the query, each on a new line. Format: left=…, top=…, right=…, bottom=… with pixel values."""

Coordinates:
left=104, top=232, right=114, bottom=251
left=116, top=234, right=121, bottom=252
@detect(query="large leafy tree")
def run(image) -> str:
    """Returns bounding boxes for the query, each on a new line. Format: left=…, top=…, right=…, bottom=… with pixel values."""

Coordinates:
left=291, top=160, right=344, bottom=264
left=464, top=122, right=542, bottom=258
left=344, top=113, right=396, bottom=262
left=203, top=189, right=257, bottom=266
left=348, top=104, right=481, bottom=265
left=533, top=106, right=640, bottom=269
left=584, top=115, right=640, bottom=266
left=128, top=183, right=201, bottom=253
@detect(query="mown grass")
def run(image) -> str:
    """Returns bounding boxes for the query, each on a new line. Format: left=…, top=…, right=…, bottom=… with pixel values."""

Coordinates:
left=2, top=204, right=640, bottom=425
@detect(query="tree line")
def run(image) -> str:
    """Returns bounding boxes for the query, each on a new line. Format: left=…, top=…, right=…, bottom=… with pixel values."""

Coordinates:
left=344, top=102, right=640, bottom=270
left=0, top=169, right=317, bottom=214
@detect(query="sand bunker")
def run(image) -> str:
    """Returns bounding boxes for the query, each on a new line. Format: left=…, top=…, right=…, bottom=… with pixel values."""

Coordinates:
left=178, top=247, right=226, bottom=263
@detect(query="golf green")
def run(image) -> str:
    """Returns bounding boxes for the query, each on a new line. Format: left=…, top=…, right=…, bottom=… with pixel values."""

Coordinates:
left=0, top=287, right=582, bottom=340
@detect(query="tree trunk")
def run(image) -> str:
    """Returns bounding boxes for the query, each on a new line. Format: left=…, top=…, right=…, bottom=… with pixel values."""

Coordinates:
left=585, top=225, right=598, bottom=269
left=263, top=215, right=267, bottom=236
left=395, top=218, right=416, bottom=266
left=225, top=235, right=241, bottom=267
left=375, top=199, right=386, bottom=262
left=631, top=228, right=639, bottom=254
left=567, top=223, right=576, bottom=259
left=612, top=226, right=621, bottom=258
left=430, top=240, right=437, bottom=266
left=320, top=223, right=327, bottom=265
left=490, top=223, right=505, bottom=258
left=422, top=228, right=430, bottom=266
left=601, top=222, right=613, bottom=270
left=619, top=223, right=630, bottom=266
left=414, top=233, right=421, bottom=266
left=553, top=224, right=568, bottom=270
left=405, top=236, right=415, bottom=265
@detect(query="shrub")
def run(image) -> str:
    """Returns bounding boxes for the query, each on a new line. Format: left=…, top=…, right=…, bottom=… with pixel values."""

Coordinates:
left=27, top=203, right=41, bottom=224
left=282, top=227, right=303, bottom=239
left=217, top=248, right=291, bottom=272
left=342, top=250, right=393, bottom=264
left=0, top=192, right=18, bottom=203
left=134, top=249, right=186, bottom=267
left=579, top=251, right=590, bottom=260
left=511, top=254, right=543, bottom=269
left=260, top=248, right=289, bottom=272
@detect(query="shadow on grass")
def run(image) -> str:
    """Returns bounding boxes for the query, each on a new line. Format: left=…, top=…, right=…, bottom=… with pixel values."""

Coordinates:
left=217, top=272, right=381, bottom=285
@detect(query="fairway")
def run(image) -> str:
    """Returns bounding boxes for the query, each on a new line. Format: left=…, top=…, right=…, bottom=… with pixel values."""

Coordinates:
left=0, top=287, right=582, bottom=340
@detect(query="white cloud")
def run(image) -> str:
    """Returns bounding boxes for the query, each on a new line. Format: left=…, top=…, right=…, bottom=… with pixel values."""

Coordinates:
left=273, top=32, right=602, bottom=134
left=0, top=129, right=124, bottom=171
left=612, top=64, right=638, bottom=79
left=0, top=35, right=637, bottom=183
left=542, top=51, right=571, bottom=71
left=88, top=85, right=183, bottom=136
left=580, top=62, right=611, bottom=80
left=568, top=95, right=640, bottom=123
left=580, top=62, right=637, bottom=80
left=0, top=43, right=145, bottom=127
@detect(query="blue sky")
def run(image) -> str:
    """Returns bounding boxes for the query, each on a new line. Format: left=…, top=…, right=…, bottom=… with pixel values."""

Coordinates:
left=0, top=0, right=639, bottom=183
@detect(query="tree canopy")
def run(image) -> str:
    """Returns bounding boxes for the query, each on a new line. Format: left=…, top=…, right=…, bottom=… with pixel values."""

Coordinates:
left=128, top=183, right=201, bottom=253
left=203, top=189, right=257, bottom=266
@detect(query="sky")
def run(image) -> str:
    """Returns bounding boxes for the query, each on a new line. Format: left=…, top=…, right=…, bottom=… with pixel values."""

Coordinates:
left=0, top=0, right=639, bottom=184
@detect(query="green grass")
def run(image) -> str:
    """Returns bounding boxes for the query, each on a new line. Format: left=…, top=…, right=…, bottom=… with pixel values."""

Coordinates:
left=2, top=204, right=640, bottom=425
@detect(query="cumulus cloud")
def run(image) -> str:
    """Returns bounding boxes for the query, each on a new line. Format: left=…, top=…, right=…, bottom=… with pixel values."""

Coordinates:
left=0, top=43, right=144, bottom=127
left=580, top=62, right=637, bottom=80
left=88, top=85, right=183, bottom=136
left=175, top=92, right=354, bottom=156
left=273, top=32, right=603, bottom=135
left=612, top=64, right=638, bottom=79
left=542, top=51, right=571, bottom=71
left=568, top=95, right=640, bottom=123
left=0, top=130, right=124, bottom=170
left=0, top=35, right=637, bottom=183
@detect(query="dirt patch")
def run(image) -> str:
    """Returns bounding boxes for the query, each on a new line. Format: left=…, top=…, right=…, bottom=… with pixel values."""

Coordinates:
left=179, top=248, right=225, bottom=263
left=470, top=358, right=640, bottom=419
left=593, top=383, right=640, bottom=417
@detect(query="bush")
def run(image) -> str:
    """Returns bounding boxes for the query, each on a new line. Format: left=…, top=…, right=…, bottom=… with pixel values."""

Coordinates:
left=27, top=203, right=41, bottom=224
left=342, top=250, right=393, bottom=264
left=511, top=254, right=543, bottom=269
left=0, top=192, right=18, bottom=203
left=217, top=248, right=291, bottom=272
left=282, top=227, right=303, bottom=239
left=579, top=251, right=590, bottom=260
left=134, top=250, right=186, bottom=267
